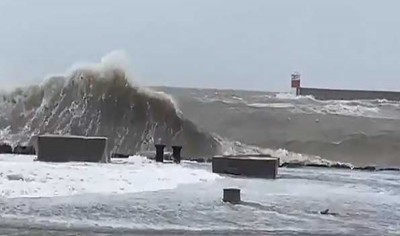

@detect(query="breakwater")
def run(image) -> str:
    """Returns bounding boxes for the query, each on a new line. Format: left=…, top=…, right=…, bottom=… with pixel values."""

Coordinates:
left=298, top=87, right=400, bottom=101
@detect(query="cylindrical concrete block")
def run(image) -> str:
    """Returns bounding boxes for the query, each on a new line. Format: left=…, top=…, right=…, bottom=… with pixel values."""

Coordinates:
left=223, top=188, right=241, bottom=204
left=155, top=144, right=166, bottom=163
left=172, top=145, right=182, bottom=164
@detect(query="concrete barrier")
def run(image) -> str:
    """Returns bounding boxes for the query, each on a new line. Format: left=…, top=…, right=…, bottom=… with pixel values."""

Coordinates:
left=36, top=135, right=109, bottom=163
left=223, top=188, right=241, bottom=204
left=212, top=155, right=279, bottom=179
left=0, top=143, right=12, bottom=154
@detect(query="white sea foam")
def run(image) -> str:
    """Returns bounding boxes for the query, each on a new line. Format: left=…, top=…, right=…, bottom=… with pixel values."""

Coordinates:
left=247, top=103, right=295, bottom=109
left=0, top=155, right=220, bottom=198
left=300, top=102, right=381, bottom=117
left=218, top=139, right=335, bottom=166
left=274, top=93, right=315, bottom=100
left=243, top=92, right=392, bottom=118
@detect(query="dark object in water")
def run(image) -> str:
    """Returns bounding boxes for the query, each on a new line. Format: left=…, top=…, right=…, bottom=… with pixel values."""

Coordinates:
left=155, top=144, right=166, bottom=163
left=280, top=162, right=305, bottom=168
left=305, top=163, right=330, bottom=168
left=172, top=145, right=182, bottom=164
left=0, top=143, right=13, bottom=154
left=223, top=188, right=241, bottom=204
left=6, top=174, right=24, bottom=181
left=36, top=135, right=109, bottom=163
left=377, top=167, right=400, bottom=172
left=192, top=158, right=205, bottom=163
left=354, top=166, right=376, bottom=171
left=138, top=150, right=172, bottom=161
left=319, top=209, right=338, bottom=216
left=330, top=163, right=352, bottom=169
left=13, top=145, right=36, bottom=155
left=111, top=153, right=130, bottom=158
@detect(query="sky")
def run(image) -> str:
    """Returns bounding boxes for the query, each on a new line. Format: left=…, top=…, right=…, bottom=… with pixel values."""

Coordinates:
left=1, top=0, right=400, bottom=91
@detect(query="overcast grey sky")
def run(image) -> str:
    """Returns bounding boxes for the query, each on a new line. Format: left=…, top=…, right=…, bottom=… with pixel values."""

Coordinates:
left=1, top=0, right=400, bottom=91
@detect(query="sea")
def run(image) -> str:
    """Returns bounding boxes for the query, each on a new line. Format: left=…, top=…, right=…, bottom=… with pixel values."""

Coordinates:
left=0, top=54, right=399, bottom=235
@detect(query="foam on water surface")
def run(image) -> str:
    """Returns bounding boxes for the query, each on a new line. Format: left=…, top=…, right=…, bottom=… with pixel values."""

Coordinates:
left=0, top=165, right=398, bottom=235
left=0, top=154, right=220, bottom=198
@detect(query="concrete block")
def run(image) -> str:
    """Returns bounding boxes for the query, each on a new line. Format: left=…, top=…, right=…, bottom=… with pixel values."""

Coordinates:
left=212, top=155, right=279, bottom=179
left=36, top=135, right=108, bottom=163
left=0, top=143, right=12, bottom=154
left=223, top=188, right=241, bottom=204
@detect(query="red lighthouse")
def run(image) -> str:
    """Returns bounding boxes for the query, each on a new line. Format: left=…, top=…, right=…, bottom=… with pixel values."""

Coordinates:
left=291, top=72, right=301, bottom=95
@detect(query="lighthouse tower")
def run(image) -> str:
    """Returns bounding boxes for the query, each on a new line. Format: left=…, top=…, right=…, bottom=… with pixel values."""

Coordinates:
left=290, top=72, right=301, bottom=95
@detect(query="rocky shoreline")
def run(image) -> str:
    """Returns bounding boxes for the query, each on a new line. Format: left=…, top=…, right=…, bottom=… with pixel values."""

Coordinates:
left=279, top=161, right=400, bottom=172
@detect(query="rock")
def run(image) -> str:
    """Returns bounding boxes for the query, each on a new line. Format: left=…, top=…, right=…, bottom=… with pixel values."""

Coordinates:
left=377, top=167, right=400, bottom=172
left=305, top=163, right=330, bottom=168
left=7, top=174, right=24, bottom=181
left=0, top=143, right=12, bottom=154
left=13, top=145, right=36, bottom=155
left=280, top=162, right=305, bottom=168
left=330, top=163, right=352, bottom=169
left=354, top=166, right=376, bottom=171
left=319, top=208, right=338, bottom=216
left=111, top=153, right=130, bottom=158
left=192, top=158, right=205, bottom=163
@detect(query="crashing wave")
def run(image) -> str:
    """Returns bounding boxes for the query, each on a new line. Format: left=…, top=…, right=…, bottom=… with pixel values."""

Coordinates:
left=0, top=52, right=222, bottom=158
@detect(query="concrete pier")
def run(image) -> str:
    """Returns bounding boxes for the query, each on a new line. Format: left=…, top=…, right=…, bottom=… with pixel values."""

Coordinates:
left=212, top=155, right=279, bottom=179
left=298, top=87, right=400, bottom=101
left=36, top=135, right=108, bottom=163
left=223, top=188, right=241, bottom=204
left=291, top=72, right=400, bottom=101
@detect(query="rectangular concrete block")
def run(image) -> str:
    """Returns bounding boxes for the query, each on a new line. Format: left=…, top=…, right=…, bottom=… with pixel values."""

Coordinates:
left=36, top=135, right=109, bottom=163
left=212, top=155, right=279, bottom=179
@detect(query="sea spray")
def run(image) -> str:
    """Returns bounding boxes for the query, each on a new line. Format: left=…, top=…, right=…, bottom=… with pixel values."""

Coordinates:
left=0, top=52, right=220, bottom=157
left=0, top=52, right=343, bottom=166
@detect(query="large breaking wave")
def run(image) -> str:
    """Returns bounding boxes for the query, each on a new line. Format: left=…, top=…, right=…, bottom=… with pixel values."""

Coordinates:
left=3, top=52, right=391, bottom=167
left=0, top=52, right=222, bottom=158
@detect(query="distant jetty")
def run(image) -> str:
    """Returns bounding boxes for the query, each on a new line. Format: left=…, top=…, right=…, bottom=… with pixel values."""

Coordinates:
left=291, top=72, right=400, bottom=101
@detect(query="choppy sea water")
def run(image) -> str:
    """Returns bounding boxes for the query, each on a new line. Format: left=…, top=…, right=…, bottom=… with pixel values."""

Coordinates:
left=161, top=87, right=400, bottom=167
left=0, top=155, right=398, bottom=235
